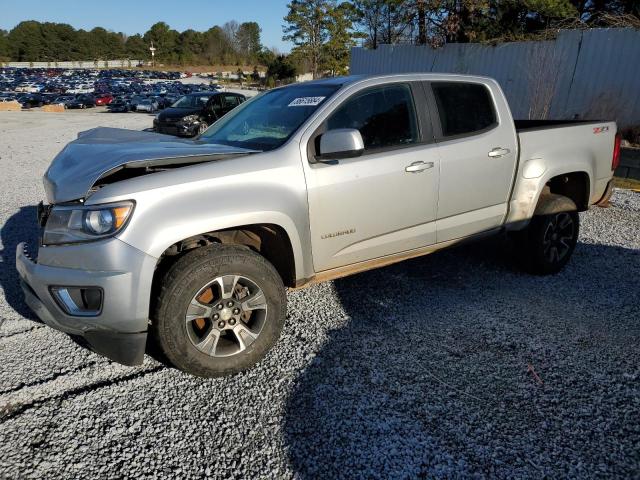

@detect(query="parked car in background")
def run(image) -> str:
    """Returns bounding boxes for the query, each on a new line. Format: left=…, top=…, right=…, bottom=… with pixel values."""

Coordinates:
left=95, top=93, right=114, bottom=106
left=209, top=83, right=225, bottom=92
left=129, top=94, right=149, bottom=111
left=66, top=94, right=96, bottom=109
left=16, top=74, right=619, bottom=376
left=107, top=98, right=131, bottom=113
left=151, top=95, right=175, bottom=110
left=40, top=93, right=58, bottom=105
left=154, top=91, right=246, bottom=137
left=52, top=95, right=76, bottom=108
left=67, top=83, right=94, bottom=94
left=136, top=98, right=159, bottom=113
left=15, top=82, right=43, bottom=93
left=18, top=93, right=46, bottom=108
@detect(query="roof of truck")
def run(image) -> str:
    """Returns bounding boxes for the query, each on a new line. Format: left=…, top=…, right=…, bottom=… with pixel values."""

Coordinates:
left=298, top=73, right=494, bottom=88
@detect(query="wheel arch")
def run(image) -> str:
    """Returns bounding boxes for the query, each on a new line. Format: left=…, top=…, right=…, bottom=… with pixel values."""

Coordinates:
left=506, top=167, right=592, bottom=231
left=545, top=171, right=590, bottom=212
left=150, top=223, right=298, bottom=319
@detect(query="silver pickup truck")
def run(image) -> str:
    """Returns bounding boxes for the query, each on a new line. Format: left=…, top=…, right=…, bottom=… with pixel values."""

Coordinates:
left=16, top=74, right=619, bottom=377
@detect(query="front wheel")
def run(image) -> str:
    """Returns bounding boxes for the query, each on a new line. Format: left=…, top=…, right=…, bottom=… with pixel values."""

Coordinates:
left=515, top=194, right=579, bottom=275
left=151, top=245, right=286, bottom=377
left=196, top=121, right=209, bottom=135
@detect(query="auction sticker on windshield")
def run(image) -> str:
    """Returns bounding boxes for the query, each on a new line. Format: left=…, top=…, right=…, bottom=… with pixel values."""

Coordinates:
left=288, top=96, right=325, bottom=107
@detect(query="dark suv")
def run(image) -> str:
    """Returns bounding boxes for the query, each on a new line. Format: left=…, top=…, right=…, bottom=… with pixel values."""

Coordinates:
left=153, top=91, right=246, bottom=137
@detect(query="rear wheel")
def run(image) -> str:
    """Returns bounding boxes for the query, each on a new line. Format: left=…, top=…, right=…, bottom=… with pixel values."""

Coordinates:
left=515, top=194, right=579, bottom=275
left=151, top=245, right=286, bottom=377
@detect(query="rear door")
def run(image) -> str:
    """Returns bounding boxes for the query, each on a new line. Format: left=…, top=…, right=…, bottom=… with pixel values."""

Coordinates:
left=426, top=81, right=518, bottom=242
left=303, top=82, right=440, bottom=272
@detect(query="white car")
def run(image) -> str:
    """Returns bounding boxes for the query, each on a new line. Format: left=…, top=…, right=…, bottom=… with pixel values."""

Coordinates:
left=135, top=99, right=159, bottom=113
left=15, top=83, right=41, bottom=93
left=67, top=84, right=95, bottom=94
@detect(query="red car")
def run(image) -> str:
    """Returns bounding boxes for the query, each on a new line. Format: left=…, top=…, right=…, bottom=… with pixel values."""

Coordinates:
left=95, top=94, right=114, bottom=106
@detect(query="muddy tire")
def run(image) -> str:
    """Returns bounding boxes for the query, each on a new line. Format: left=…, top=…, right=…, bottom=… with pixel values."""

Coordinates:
left=515, top=194, right=579, bottom=275
left=151, top=244, right=286, bottom=377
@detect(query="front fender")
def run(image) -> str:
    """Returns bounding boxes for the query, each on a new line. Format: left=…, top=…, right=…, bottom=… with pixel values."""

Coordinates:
left=87, top=147, right=313, bottom=281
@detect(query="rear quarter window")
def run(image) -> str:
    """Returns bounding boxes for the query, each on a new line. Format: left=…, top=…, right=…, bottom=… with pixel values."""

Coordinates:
left=431, top=82, right=496, bottom=137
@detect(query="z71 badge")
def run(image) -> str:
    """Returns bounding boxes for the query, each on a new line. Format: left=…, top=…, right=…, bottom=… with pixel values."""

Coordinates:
left=593, top=126, right=610, bottom=134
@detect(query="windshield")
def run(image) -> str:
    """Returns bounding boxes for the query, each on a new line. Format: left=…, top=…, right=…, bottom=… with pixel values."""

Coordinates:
left=173, top=94, right=213, bottom=109
left=198, top=84, right=340, bottom=151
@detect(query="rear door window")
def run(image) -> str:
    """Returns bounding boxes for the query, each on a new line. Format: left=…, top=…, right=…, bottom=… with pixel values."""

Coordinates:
left=210, top=95, right=224, bottom=115
left=327, top=84, right=418, bottom=152
left=431, top=82, right=496, bottom=137
left=223, top=94, right=239, bottom=108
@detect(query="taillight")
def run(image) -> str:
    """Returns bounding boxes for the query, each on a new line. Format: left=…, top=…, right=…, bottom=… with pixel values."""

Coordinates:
left=612, top=134, right=622, bottom=171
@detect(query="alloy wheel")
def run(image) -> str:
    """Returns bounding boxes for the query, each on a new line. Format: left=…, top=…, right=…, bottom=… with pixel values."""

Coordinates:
left=542, top=212, right=575, bottom=263
left=185, top=275, right=268, bottom=357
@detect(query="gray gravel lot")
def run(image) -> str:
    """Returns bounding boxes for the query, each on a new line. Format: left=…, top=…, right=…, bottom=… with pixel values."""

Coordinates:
left=1, top=110, right=639, bottom=479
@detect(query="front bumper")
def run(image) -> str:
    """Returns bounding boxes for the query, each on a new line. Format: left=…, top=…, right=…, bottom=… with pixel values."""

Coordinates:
left=16, top=239, right=158, bottom=365
left=154, top=119, right=199, bottom=137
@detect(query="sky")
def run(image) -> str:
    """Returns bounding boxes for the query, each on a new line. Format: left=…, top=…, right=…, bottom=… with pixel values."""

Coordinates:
left=0, top=0, right=293, bottom=52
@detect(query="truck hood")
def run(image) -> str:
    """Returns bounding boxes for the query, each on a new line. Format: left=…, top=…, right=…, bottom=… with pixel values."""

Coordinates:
left=44, top=127, right=257, bottom=203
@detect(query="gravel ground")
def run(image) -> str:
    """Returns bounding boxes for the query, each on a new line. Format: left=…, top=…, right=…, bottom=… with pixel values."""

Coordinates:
left=1, top=110, right=639, bottom=479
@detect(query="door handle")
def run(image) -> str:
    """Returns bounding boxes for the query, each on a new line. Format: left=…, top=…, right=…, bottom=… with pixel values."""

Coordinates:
left=488, top=147, right=511, bottom=158
left=405, top=161, right=434, bottom=173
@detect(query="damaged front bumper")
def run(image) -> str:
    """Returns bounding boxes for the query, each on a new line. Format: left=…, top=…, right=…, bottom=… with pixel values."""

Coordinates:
left=153, top=119, right=201, bottom=137
left=15, top=239, right=158, bottom=365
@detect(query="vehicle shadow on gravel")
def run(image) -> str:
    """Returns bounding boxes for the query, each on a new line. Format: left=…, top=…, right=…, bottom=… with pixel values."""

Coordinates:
left=0, top=205, right=40, bottom=320
left=283, top=238, right=640, bottom=479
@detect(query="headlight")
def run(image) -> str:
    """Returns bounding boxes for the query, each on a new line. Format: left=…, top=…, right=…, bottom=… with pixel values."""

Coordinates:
left=181, top=115, right=199, bottom=124
left=43, top=201, right=134, bottom=245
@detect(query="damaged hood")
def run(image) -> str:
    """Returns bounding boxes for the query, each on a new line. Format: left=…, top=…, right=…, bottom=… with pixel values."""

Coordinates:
left=44, top=127, right=257, bottom=203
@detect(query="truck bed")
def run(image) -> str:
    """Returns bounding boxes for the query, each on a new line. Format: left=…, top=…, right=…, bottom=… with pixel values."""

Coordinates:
left=511, top=119, right=616, bottom=220
left=514, top=119, right=599, bottom=132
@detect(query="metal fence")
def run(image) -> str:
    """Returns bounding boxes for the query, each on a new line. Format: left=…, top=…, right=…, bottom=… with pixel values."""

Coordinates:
left=350, top=28, right=640, bottom=128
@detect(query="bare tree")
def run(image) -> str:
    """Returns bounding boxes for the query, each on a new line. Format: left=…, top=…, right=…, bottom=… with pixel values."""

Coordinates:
left=526, top=43, right=562, bottom=120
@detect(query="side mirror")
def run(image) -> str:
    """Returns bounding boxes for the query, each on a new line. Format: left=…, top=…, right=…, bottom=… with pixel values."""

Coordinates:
left=318, top=128, right=364, bottom=161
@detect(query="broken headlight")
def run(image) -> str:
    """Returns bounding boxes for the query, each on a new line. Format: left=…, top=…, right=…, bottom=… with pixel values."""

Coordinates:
left=181, top=114, right=200, bottom=124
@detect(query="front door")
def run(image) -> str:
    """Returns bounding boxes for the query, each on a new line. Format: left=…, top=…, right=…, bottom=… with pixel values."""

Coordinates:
left=303, top=83, right=440, bottom=272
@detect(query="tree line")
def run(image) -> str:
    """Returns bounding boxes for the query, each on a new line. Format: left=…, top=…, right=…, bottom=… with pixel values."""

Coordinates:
left=283, top=0, right=640, bottom=78
left=0, top=20, right=264, bottom=66
left=0, top=0, right=637, bottom=79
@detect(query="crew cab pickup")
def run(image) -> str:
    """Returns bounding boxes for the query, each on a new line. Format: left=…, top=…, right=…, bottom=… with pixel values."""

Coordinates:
left=16, top=74, right=619, bottom=377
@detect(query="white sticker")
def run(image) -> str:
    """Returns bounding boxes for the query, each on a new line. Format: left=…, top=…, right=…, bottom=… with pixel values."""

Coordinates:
left=288, top=96, right=325, bottom=107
